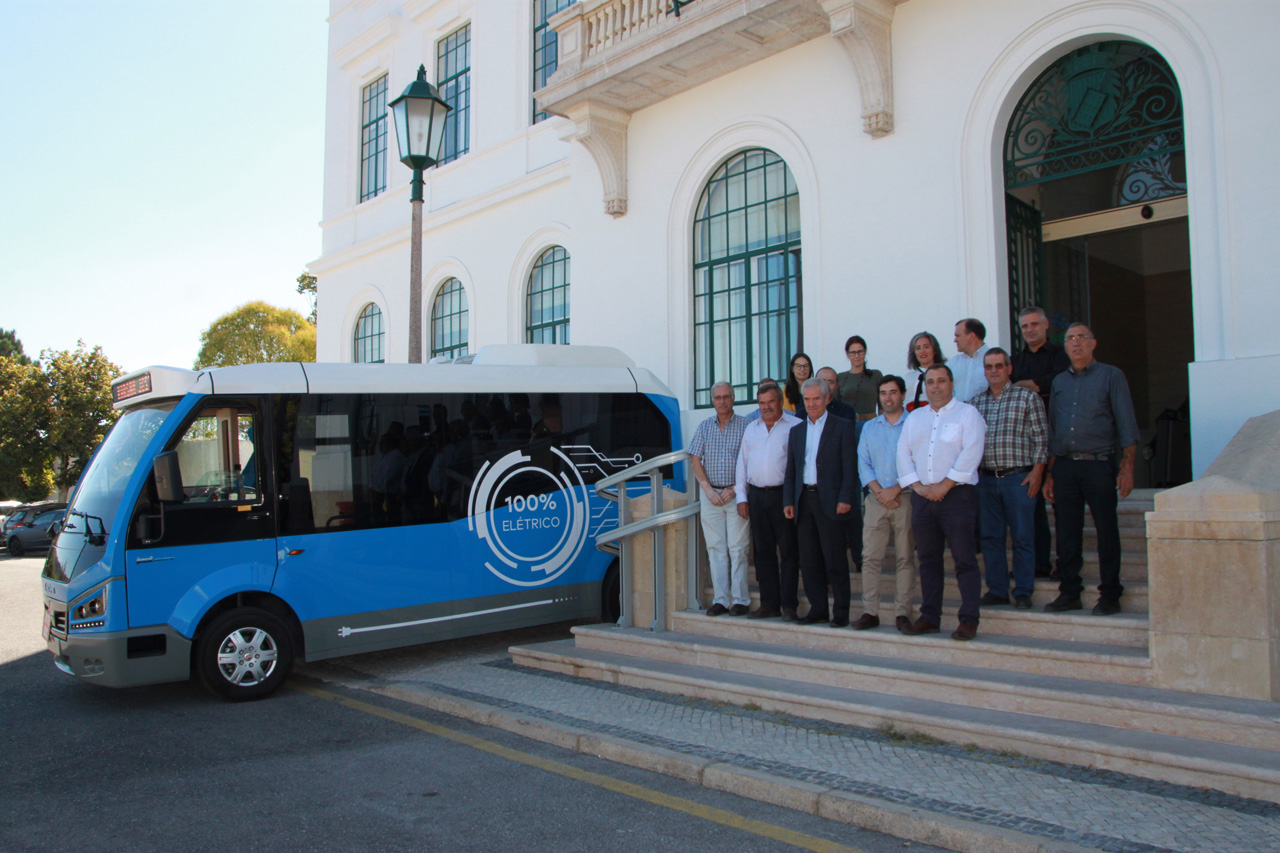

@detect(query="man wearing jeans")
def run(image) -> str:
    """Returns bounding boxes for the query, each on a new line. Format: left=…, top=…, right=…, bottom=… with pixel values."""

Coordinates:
left=972, top=348, right=1048, bottom=611
left=689, top=381, right=751, bottom=616
left=1043, top=324, right=1139, bottom=616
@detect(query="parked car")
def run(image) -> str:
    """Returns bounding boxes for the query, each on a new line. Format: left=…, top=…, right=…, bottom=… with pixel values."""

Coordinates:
left=6, top=504, right=67, bottom=557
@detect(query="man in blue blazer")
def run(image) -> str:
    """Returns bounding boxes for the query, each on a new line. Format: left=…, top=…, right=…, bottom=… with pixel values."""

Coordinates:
left=783, top=377, right=861, bottom=626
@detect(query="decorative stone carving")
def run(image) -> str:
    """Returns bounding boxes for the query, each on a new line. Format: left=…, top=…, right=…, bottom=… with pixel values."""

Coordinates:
left=564, top=101, right=631, bottom=218
left=820, top=0, right=902, bottom=137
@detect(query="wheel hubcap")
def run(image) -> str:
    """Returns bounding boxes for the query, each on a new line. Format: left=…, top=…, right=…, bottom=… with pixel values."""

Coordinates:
left=215, top=627, right=278, bottom=686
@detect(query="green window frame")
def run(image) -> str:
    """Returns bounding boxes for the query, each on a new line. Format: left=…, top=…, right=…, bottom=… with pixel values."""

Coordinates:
left=353, top=304, right=385, bottom=364
left=532, top=0, right=576, bottom=123
left=359, top=75, right=388, bottom=202
left=431, top=278, right=469, bottom=359
left=526, top=246, right=570, bottom=344
left=692, top=149, right=802, bottom=408
left=437, top=25, right=471, bottom=165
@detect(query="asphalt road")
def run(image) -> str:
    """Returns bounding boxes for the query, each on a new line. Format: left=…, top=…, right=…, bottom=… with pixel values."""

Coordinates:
left=1, top=552, right=939, bottom=853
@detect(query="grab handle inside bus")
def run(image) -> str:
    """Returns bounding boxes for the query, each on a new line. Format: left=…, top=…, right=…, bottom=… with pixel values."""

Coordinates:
left=153, top=452, right=185, bottom=503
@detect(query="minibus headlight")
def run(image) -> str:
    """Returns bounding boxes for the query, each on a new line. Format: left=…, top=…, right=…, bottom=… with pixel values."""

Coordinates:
left=73, top=591, right=106, bottom=621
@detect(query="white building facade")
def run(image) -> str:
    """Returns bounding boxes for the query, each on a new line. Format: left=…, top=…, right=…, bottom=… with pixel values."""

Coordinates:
left=314, top=0, right=1280, bottom=482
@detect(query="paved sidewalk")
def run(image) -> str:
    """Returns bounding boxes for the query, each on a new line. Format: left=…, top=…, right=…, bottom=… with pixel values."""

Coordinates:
left=304, top=651, right=1280, bottom=853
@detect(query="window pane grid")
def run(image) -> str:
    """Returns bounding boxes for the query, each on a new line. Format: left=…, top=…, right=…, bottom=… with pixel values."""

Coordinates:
left=359, top=75, right=388, bottom=202
left=533, top=0, right=576, bottom=123
left=526, top=246, right=570, bottom=344
left=431, top=278, right=469, bottom=359
left=354, top=304, right=385, bottom=364
left=437, top=25, right=471, bottom=165
left=693, top=149, right=801, bottom=407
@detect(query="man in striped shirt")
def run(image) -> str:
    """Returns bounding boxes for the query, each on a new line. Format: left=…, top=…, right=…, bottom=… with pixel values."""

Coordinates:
left=972, top=348, right=1049, bottom=610
left=689, top=381, right=751, bottom=616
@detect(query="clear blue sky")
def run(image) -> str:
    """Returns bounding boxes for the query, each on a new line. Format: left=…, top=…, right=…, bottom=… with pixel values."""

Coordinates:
left=0, top=1, right=329, bottom=372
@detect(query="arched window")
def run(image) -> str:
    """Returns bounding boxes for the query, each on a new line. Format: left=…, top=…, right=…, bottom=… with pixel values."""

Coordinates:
left=353, top=303, right=385, bottom=363
left=431, top=278, right=469, bottom=359
left=526, top=246, right=570, bottom=344
left=693, top=148, right=801, bottom=408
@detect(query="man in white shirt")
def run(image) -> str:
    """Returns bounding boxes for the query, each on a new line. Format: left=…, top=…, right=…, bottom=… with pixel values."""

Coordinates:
left=735, top=383, right=801, bottom=619
left=896, top=364, right=987, bottom=640
left=949, top=318, right=991, bottom=403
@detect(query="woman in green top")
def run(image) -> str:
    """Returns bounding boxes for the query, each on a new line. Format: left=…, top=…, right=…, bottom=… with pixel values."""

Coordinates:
left=836, top=335, right=883, bottom=420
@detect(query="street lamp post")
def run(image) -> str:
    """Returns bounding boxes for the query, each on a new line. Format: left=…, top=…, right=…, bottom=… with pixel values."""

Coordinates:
left=389, top=65, right=453, bottom=363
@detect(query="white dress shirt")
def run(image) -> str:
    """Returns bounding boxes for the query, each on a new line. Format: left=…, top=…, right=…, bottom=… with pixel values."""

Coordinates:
left=896, top=397, right=987, bottom=488
left=949, top=344, right=990, bottom=403
left=735, top=412, right=801, bottom=504
left=803, top=411, right=827, bottom=485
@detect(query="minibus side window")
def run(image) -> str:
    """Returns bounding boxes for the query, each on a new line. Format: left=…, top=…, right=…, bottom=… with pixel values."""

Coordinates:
left=172, top=406, right=261, bottom=504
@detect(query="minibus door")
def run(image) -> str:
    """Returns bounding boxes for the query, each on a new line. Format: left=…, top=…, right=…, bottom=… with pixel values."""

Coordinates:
left=126, top=400, right=278, bottom=632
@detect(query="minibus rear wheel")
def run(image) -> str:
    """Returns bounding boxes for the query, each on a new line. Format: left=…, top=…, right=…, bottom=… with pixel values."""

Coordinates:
left=195, top=607, right=294, bottom=701
left=601, top=561, right=621, bottom=624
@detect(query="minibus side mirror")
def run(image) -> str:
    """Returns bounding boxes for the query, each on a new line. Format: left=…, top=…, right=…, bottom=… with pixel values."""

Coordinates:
left=153, top=452, right=185, bottom=503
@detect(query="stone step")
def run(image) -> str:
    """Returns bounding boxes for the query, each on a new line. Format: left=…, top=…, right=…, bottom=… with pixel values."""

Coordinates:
left=669, top=608, right=1152, bottom=685
left=511, top=635, right=1280, bottom=803
left=712, top=578, right=1151, bottom=619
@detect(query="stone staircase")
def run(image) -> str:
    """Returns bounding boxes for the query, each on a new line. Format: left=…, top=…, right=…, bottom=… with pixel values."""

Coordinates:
left=510, top=489, right=1280, bottom=803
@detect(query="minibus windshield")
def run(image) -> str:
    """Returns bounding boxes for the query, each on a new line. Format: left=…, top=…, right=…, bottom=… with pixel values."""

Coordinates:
left=62, top=401, right=176, bottom=545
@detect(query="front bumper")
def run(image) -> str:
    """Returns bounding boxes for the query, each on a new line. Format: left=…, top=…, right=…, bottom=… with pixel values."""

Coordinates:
left=47, top=626, right=192, bottom=689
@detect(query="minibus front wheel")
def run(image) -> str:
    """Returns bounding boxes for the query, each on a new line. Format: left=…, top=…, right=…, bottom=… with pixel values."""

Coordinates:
left=195, top=607, right=295, bottom=701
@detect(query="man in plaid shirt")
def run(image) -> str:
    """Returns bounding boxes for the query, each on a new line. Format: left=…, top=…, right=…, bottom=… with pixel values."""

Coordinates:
left=972, top=347, right=1049, bottom=609
left=689, top=381, right=751, bottom=616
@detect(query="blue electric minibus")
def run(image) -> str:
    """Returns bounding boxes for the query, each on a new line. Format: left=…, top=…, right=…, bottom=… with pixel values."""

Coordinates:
left=41, top=345, right=680, bottom=700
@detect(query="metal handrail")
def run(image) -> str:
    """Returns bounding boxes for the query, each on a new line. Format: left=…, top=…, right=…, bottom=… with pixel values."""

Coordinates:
left=594, top=449, right=700, bottom=631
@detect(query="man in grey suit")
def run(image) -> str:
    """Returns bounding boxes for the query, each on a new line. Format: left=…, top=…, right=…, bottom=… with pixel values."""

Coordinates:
left=783, top=378, right=860, bottom=627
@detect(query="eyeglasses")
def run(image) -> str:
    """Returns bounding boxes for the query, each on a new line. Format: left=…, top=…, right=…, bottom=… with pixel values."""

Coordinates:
left=846, top=349, right=865, bottom=356
left=1065, top=334, right=1093, bottom=343
left=794, top=363, right=811, bottom=372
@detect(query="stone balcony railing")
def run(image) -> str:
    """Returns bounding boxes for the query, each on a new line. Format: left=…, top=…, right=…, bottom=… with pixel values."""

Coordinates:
left=536, top=0, right=908, bottom=216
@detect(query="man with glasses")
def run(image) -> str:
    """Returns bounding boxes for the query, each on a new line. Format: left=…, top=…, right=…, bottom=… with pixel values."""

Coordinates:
left=1012, top=306, right=1070, bottom=579
left=1043, top=324, right=1139, bottom=616
left=972, top=348, right=1048, bottom=611
left=690, top=382, right=751, bottom=616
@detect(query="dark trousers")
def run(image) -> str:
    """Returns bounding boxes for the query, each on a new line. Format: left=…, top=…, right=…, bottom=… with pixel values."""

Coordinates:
left=1053, top=457, right=1123, bottom=601
left=911, top=485, right=981, bottom=626
left=1034, top=492, right=1052, bottom=570
left=796, top=489, right=851, bottom=621
left=748, top=486, right=799, bottom=611
left=843, top=503, right=863, bottom=569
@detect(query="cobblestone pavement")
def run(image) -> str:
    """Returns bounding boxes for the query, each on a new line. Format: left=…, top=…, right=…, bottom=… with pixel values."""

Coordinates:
left=308, top=653, right=1280, bottom=853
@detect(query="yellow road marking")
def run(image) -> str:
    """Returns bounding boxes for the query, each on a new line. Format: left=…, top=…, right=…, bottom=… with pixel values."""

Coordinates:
left=292, top=682, right=866, bottom=853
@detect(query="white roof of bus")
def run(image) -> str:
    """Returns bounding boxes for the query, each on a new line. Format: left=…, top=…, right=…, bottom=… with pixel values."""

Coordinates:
left=112, top=345, right=673, bottom=409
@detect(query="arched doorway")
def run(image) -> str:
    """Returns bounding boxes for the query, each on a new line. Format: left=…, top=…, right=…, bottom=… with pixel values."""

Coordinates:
left=1004, top=41, right=1192, bottom=486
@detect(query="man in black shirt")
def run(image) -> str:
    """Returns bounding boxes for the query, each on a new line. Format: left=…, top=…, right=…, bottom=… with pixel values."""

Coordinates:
left=1011, top=306, right=1070, bottom=578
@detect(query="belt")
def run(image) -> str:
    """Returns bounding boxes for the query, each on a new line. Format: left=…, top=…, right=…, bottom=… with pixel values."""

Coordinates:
left=803, top=484, right=819, bottom=492
left=749, top=484, right=783, bottom=492
left=1060, top=452, right=1113, bottom=462
left=708, top=484, right=732, bottom=490
left=980, top=465, right=1032, bottom=478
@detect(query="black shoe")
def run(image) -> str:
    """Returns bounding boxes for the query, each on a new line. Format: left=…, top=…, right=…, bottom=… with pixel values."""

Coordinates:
left=1014, top=595, right=1033, bottom=610
left=1092, top=597, right=1121, bottom=616
left=729, top=604, right=750, bottom=617
left=706, top=603, right=729, bottom=617
left=780, top=607, right=799, bottom=622
left=1034, top=564, right=1053, bottom=579
left=829, top=617, right=849, bottom=628
left=748, top=607, right=781, bottom=620
left=1043, top=595, right=1083, bottom=613
left=797, top=612, right=829, bottom=625
left=979, top=592, right=1010, bottom=606
left=895, top=615, right=911, bottom=632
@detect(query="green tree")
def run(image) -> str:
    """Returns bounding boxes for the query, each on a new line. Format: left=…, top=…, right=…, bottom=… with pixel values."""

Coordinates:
left=0, top=328, right=31, bottom=365
left=296, top=272, right=318, bottom=325
left=44, top=343, right=122, bottom=494
left=0, top=358, right=54, bottom=501
left=194, top=301, right=317, bottom=369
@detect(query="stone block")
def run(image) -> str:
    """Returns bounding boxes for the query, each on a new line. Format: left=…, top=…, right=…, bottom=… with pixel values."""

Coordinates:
left=1150, top=632, right=1280, bottom=701
left=1148, top=539, right=1278, bottom=640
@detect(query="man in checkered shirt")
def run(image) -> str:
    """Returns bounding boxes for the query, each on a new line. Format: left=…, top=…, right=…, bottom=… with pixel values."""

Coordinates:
left=689, top=381, right=751, bottom=616
left=971, top=347, right=1048, bottom=610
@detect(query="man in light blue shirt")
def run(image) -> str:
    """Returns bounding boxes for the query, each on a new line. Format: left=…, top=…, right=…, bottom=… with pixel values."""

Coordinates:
left=852, top=375, right=918, bottom=632
left=949, top=318, right=990, bottom=403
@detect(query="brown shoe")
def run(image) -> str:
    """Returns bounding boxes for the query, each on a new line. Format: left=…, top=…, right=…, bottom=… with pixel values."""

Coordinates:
left=780, top=607, right=798, bottom=622
left=896, top=615, right=911, bottom=632
left=899, top=616, right=939, bottom=635
left=951, top=621, right=978, bottom=641
left=851, top=613, right=880, bottom=630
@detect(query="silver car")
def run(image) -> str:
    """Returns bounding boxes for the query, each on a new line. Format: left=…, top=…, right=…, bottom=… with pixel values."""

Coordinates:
left=6, top=507, right=66, bottom=557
